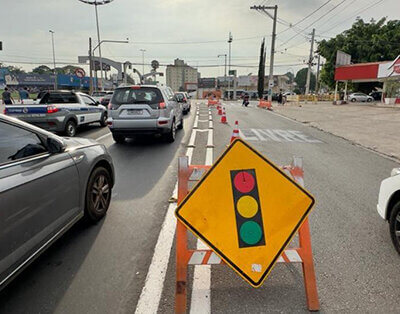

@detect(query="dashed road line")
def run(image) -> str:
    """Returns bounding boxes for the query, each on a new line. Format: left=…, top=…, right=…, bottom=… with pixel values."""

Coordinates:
left=95, top=132, right=112, bottom=142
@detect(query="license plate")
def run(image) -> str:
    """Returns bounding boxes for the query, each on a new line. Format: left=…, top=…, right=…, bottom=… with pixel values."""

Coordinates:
left=127, top=109, right=143, bottom=115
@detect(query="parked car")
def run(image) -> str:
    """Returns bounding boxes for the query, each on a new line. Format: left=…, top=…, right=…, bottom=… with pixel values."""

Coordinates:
left=100, top=93, right=113, bottom=107
left=4, top=90, right=108, bottom=137
left=348, top=92, right=374, bottom=102
left=175, top=92, right=191, bottom=114
left=283, top=91, right=296, bottom=96
left=107, top=85, right=184, bottom=143
left=377, top=168, right=400, bottom=254
left=369, top=91, right=382, bottom=101
left=91, top=91, right=114, bottom=103
left=0, top=114, right=114, bottom=289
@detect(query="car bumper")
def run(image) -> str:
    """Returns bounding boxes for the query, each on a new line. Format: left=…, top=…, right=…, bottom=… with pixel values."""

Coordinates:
left=108, top=117, right=172, bottom=136
left=12, top=116, right=64, bottom=132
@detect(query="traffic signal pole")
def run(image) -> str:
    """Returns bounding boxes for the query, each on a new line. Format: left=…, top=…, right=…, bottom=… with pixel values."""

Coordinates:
left=250, top=5, right=278, bottom=102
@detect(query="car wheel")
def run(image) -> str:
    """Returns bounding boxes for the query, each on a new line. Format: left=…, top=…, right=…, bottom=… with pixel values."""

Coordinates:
left=100, top=112, right=108, bottom=127
left=164, top=120, right=176, bottom=143
left=65, top=120, right=77, bottom=137
left=177, top=117, right=184, bottom=130
left=112, top=133, right=125, bottom=144
left=389, top=201, right=400, bottom=254
left=85, top=167, right=112, bottom=223
left=351, top=98, right=356, bottom=102
left=367, top=98, right=372, bottom=102
left=183, top=109, right=188, bottom=115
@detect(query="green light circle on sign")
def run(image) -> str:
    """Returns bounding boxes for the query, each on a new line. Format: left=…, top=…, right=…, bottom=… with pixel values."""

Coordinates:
left=240, top=221, right=263, bottom=245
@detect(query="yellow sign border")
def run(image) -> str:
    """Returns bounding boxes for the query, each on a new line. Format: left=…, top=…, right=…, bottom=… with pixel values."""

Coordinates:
left=175, top=139, right=315, bottom=287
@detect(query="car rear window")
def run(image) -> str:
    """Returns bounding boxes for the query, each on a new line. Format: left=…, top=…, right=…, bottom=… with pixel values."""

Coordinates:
left=40, top=92, right=78, bottom=104
left=111, top=87, right=163, bottom=109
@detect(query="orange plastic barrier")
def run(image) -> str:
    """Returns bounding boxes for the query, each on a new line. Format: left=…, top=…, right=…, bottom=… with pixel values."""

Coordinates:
left=175, top=156, right=319, bottom=313
left=208, top=99, right=220, bottom=106
left=258, top=100, right=272, bottom=110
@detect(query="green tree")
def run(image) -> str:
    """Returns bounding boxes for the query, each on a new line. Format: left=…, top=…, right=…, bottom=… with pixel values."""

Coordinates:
left=295, top=68, right=316, bottom=94
left=318, top=18, right=400, bottom=89
left=3, top=65, right=25, bottom=74
left=32, top=65, right=52, bottom=74
left=284, top=71, right=294, bottom=84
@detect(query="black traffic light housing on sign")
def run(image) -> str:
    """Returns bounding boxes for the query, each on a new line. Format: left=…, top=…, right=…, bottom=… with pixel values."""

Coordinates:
left=230, top=169, right=265, bottom=248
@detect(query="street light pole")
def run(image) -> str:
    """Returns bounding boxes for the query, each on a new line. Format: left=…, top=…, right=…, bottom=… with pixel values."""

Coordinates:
left=78, top=0, right=114, bottom=91
left=140, top=49, right=146, bottom=77
left=228, top=32, right=233, bottom=99
left=49, top=30, right=57, bottom=90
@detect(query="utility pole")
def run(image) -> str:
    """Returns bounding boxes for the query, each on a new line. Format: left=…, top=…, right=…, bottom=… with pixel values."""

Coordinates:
left=228, top=32, right=232, bottom=99
left=250, top=5, right=278, bottom=102
left=315, top=54, right=321, bottom=94
left=49, top=30, right=57, bottom=90
left=218, top=54, right=227, bottom=93
left=89, top=37, right=93, bottom=94
left=305, top=28, right=315, bottom=96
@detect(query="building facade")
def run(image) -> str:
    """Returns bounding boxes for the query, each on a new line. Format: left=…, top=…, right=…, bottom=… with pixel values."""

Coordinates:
left=166, top=59, right=198, bottom=91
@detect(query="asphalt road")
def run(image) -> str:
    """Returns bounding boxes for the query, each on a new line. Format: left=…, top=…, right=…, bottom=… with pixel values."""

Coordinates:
left=0, top=113, right=195, bottom=313
left=1, top=100, right=399, bottom=313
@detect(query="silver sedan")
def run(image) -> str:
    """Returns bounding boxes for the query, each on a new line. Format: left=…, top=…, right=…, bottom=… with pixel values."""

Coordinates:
left=348, top=92, right=374, bottom=102
left=0, top=114, right=115, bottom=290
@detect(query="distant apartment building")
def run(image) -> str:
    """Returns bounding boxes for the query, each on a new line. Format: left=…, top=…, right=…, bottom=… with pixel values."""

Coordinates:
left=166, top=59, right=198, bottom=91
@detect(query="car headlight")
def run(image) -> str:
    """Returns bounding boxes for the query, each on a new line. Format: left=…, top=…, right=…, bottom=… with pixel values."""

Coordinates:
left=391, top=168, right=400, bottom=177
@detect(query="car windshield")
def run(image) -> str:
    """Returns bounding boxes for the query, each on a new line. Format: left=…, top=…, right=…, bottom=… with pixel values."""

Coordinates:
left=92, top=92, right=106, bottom=97
left=112, top=87, right=163, bottom=105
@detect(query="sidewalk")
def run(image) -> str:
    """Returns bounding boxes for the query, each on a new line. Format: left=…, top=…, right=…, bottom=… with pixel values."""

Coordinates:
left=272, top=101, right=400, bottom=161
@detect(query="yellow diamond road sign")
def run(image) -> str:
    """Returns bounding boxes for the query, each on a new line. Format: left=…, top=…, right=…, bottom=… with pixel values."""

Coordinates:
left=175, top=139, right=315, bottom=287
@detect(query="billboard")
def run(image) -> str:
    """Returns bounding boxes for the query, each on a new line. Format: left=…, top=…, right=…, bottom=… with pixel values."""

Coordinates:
left=5, top=73, right=54, bottom=86
left=378, top=55, right=400, bottom=79
left=336, top=51, right=351, bottom=67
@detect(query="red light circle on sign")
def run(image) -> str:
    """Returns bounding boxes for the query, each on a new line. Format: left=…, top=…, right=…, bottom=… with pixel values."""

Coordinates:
left=233, top=171, right=255, bottom=193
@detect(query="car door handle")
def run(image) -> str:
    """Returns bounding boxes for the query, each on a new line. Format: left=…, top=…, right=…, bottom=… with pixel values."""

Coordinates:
left=72, top=154, right=85, bottom=163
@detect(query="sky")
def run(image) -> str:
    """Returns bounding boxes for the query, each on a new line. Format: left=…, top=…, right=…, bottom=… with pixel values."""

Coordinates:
left=0, top=0, right=399, bottom=82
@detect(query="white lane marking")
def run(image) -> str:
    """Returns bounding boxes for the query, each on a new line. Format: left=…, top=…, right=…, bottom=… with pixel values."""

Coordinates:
left=135, top=104, right=198, bottom=313
left=267, top=109, right=304, bottom=125
left=190, top=104, right=213, bottom=314
left=135, top=201, right=177, bottom=314
left=209, top=120, right=213, bottom=129
left=207, top=130, right=214, bottom=147
left=240, top=129, right=322, bottom=143
left=187, top=147, right=194, bottom=165
left=188, top=130, right=197, bottom=147
left=95, top=132, right=112, bottom=142
left=193, top=115, right=199, bottom=129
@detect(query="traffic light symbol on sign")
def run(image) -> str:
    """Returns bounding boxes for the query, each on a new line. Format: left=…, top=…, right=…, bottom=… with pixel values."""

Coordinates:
left=230, top=169, right=265, bottom=248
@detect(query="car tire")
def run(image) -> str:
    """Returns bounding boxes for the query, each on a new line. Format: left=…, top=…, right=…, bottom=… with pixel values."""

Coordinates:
left=351, top=98, right=356, bottom=102
left=164, top=120, right=176, bottom=143
left=389, top=201, right=400, bottom=254
left=177, top=117, right=184, bottom=130
left=64, top=120, right=77, bottom=137
left=85, top=167, right=112, bottom=223
left=367, top=98, right=372, bottom=102
left=112, top=133, right=125, bottom=144
left=183, top=109, right=188, bottom=115
left=100, top=112, right=108, bottom=127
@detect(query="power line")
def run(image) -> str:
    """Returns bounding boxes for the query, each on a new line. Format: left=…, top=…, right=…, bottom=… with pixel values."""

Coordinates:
left=278, top=0, right=348, bottom=48
left=278, top=0, right=333, bottom=35
left=318, top=0, right=386, bottom=35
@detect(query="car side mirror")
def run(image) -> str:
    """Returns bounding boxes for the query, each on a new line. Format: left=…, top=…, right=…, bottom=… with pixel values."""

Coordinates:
left=47, top=137, right=65, bottom=154
left=96, top=101, right=100, bottom=105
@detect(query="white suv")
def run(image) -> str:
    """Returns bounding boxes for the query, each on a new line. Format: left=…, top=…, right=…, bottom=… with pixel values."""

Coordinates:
left=107, top=85, right=183, bottom=143
left=377, top=167, right=400, bottom=253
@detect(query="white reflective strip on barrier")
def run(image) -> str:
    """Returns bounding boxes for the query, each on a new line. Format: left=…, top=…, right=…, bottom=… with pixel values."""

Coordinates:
left=284, top=249, right=302, bottom=262
left=207, top=253, right=221, bottom=264
left=188, top=251, right=207, bottom=265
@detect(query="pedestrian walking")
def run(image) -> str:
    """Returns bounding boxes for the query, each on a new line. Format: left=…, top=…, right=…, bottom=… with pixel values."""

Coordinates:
left=278, top=91, right=283, bottom=105
left=19, top=87, right=29, bottom=103
left=1, top=87, right=14, bottom=105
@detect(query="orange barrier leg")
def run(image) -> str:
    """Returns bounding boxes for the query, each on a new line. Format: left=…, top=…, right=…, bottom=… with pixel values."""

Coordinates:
left=298, top=219, right=320, bottom=311
left=176, top=157, right=190, bottom=314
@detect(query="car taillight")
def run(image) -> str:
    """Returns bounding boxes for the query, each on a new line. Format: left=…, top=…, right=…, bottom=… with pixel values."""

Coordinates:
left=131, top=86, right=141, bottom=89
left=159, top=102, right=166, bottom=109
left=47, top=105, right=59, bottom=114
left=3, top=108, right=6, bottom=114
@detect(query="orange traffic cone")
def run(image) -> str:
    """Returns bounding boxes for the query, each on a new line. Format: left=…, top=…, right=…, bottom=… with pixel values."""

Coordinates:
left=230, top=120, right=240, bottom=143
left=221, top=107, right=227, bottom=124
left=218, top=105, right=223, bottom=115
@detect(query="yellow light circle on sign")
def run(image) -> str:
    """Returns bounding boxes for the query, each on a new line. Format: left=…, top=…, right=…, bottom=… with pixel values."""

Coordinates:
left=237, top=195, right=258, bottom=218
